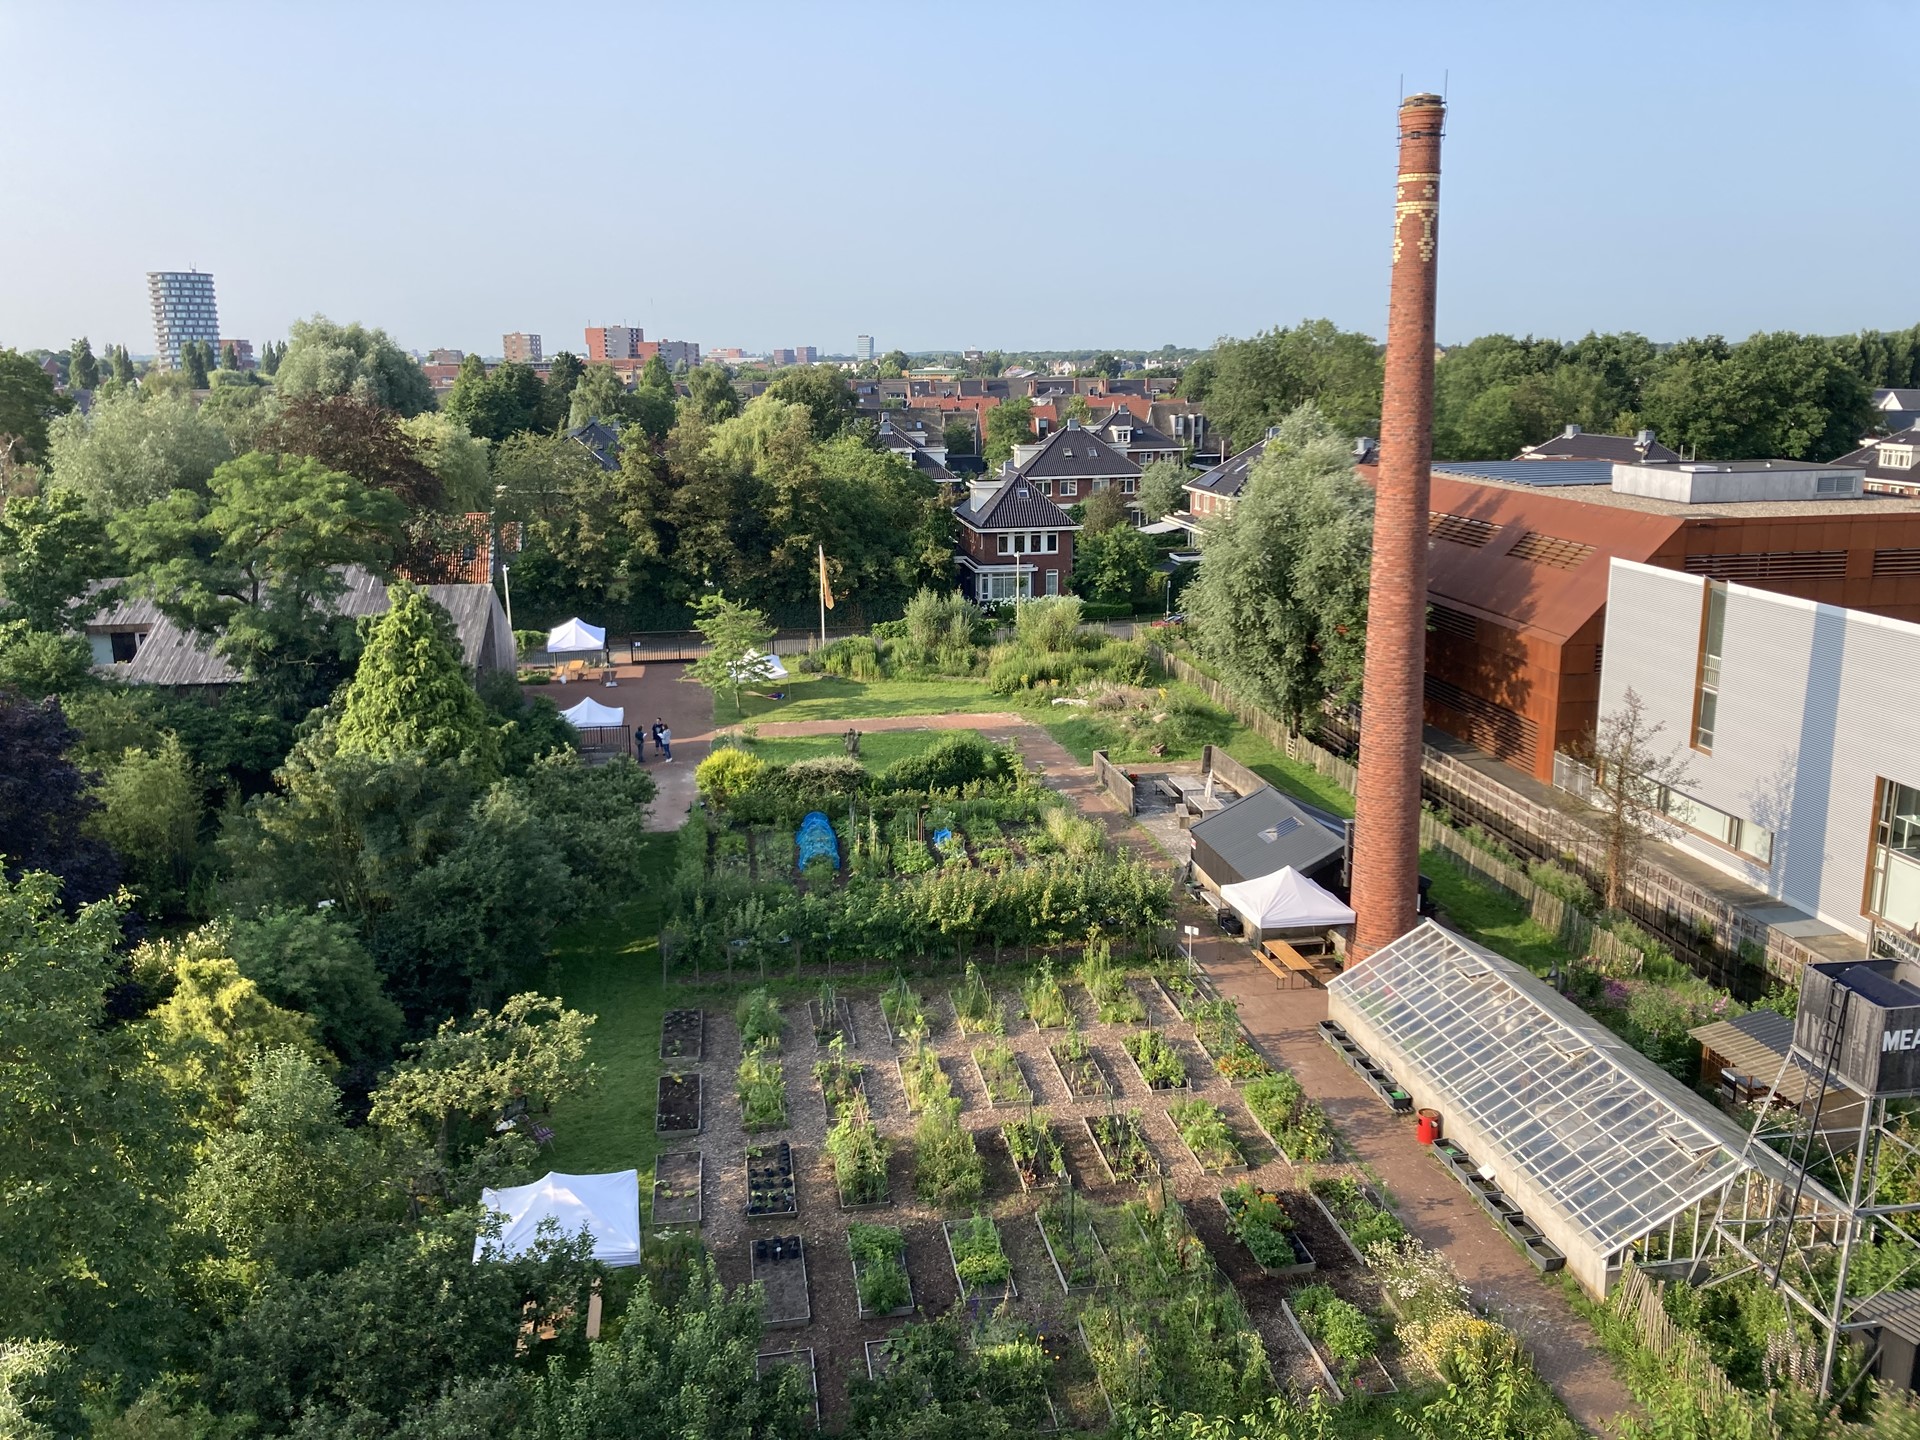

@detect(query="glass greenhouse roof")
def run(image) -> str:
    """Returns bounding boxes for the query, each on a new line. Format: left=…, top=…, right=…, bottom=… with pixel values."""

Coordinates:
left=1330, top=922, right=1745, bottom=1254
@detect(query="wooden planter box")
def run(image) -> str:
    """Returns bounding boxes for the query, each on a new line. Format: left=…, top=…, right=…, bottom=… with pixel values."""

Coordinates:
left=1074, top=1318, right=1118, bottom=1426
left=660, top=1008, right=704, bottom=1063
left=1119, top=1037, right=1191, bottom=1096
left=651, top=1151, right=702, bottom=1226
left=1006, top=1120, right=1069, bottom=1194
left=1165, top=1113, right=1250, bottom=1176
left=744, top=1143, right=798, bottom=1219
left=751, top=1235, right=811, bottom=1327
left=1307, top=1187, right=1388, bottom=1268
left=1048, top=1041, right=1111, bottom=1100
left=815, top=1061, right=866, bottom=1123
left=971, top=1047, right=1034, bottom=1109
left=948, top=988, right=1002, bottom=1037
left=942, top=1218, right=1017, bottom=1304
left=864, top=1337, right=893, bottom=1380
left=1281, top=1297, right=1397, bottom=1399
left=655, top=1072, right=702, bottom=1135
left=1083, top=1114, right=1159, bottom=1186
left=851, top=1241, right=916, bottom=1319
left=894, top=1053, right=956, bottom=1116
left=1216, top=1193, right=1316, bottom=1276
left=1277, top=1297, right=1343, bottom=1399
left=1035, top=1208, right=1109, bottom=1294
left=809, top=997, right=859, bottom=1050
left=756, top=1347, right=818, bottom=1423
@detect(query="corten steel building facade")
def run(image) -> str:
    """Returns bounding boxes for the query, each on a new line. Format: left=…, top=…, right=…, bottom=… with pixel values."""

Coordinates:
left=1350, top=92, right=1445, bottom=959
left=1394, top=457, right=1920, bottom=785
left=147, top=270, right=219, bottom=371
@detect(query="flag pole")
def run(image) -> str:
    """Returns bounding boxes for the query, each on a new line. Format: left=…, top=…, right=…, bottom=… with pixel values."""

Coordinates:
left=818, top=543, right=827, bottom=650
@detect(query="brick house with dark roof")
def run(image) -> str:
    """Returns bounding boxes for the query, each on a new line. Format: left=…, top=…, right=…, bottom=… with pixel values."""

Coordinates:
left=1010, top=417, right=1141, bottom=506
left=1836, top=425, right=1920, bottom=496
left=1182, top=433, right=1271, bottom=529
left=952, top=469, right=1080, bottom=602
left=1090, top=408, right=1181, bottom=467
left=877, top=415, right=959, bottom=483
left=1516, top=423, right=1679, bottom=464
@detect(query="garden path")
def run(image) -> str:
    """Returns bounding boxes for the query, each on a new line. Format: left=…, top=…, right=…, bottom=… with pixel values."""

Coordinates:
left=747, top=709, right=1640, bottom=1434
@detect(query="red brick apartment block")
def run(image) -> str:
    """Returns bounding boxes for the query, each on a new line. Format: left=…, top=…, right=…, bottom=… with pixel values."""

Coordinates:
left=1350, top=93, right=1445, bottom=959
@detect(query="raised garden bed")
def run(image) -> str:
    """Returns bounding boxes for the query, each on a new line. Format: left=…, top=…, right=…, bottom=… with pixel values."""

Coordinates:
left=1036, top=1195, right=1110, bottom=1293
left=809, top=992, right=858, bottom=1049
left=848, top=1222, right=915, bottom=1319
left=1049, top=1033, right=1110, bottom=1099
left=756, top=1346, right=818, bottom=1423
left=943, top=1214, right=1017, bottom=1303
left=659, top=1008, right=703, bottom=1062
left=949, top=963, right=1002, bottom=1035
left=1021, top=963, right=1075, bottom=1030
left=1219, top=1182, right=1316, bottom=1275
left=1307, top=1175, right=1407, bottom=1266
left=828, top=1104, right=891, bottom=1210
left=1004, top=1114, right=1068, bottom=1192
left=896, top=1046, right=955, bottom=1115
left=1121, top=1029, right=1190, bottom=1093
left=738, top=1045, right=787, bottom=1132
left=1241, top=1071, right=1336, bottom=1164
left=751, top=1233, right=810, bottom=1327
left=744, top=1142, right=797, bottom=1219
left=1288, top=1284, right=1397, bottom=1398
left=812, top=1042, right=866, bottom=1122
left=879, top=976, right=929, bottom=1046
left=1085, top=1111, right=1158, bottom=1185
left=972, top=1038, right=1034, bottom=1108
left=650, top=1150, right=702, bottom=1226
left=863, top=1337, right=893, bottom=1379
left=1165, top=1098, right=1249, bottom=1174
left=1188, top=997, right=1272, bottom=1085
left=655, top=1072, right=702, bottom=1134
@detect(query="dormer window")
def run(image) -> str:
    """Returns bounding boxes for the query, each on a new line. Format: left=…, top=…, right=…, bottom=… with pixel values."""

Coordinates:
left=1884, top=444, right=1916, bottom=471
left=1114, top=426, right=1131, bottom=444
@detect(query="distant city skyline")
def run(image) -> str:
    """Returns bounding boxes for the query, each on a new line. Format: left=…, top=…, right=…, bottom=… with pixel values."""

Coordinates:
left=2, top=3, right=1913, bottom=358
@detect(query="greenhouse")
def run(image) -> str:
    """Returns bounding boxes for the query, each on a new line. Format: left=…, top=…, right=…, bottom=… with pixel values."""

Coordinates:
left=1328, top=921, right=1752, bottom=1297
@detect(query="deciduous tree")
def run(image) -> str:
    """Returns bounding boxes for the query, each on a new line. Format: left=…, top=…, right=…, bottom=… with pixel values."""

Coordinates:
left=68, top=337, right=100, bottom=392
left=0, top=692, right=121, bottom=906
left=688, top=591, right=776, bottom=717
left=1137, top=458, right=1192, bottom=520
left=228, top=909, right=404, bottom=1070
left=275, top=315, right=434, bottom=417
left=0, top=488, right=116, bottom=631
left=1201, top=320, right=1383, bottom=451
left=683, top=363, right=741, bottom=424
left=1585, top=685, right=1693, bottom=910
left=983, top=398, right=1033, bottom=466
left=261, top=392, right=444, bottom=508
left=765, top=364, right=856, bottom=439
left=87, top=734, right=202, bottom=915
left=46, top=387, right=231, bottom=512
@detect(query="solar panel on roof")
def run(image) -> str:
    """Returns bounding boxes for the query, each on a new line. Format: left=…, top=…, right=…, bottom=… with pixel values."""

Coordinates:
left=1433, top=459, right=1618, bottom=488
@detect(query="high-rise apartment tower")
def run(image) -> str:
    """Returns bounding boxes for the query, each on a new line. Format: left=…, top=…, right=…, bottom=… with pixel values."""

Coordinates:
left=503, top=333, right=542, bottom=364
left=855, top=334, right=875, bottom=363
left=1349, top=93, right=1446, bottom=959
left=147, top=270, right=219, bottom=371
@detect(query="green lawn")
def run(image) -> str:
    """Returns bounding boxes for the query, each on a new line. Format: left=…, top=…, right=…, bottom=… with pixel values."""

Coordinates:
left=1420, top=853, right=1568, bottom=976
left=541, top=835, right=676, bottom=1184
left=1220, top=727, right=1357, bottom=818
left=743, top=728, right=983, bottom=771
left=721, top=674, right=1011, bottom=724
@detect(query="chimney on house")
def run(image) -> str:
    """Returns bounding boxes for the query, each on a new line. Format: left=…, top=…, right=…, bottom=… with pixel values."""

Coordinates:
left=1562, top=423, right=1582, bottom=438
left=1349, top=91, right=1445, bottom=961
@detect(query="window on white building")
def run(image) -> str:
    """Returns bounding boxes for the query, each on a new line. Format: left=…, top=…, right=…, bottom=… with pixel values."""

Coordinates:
left=1869, top=779, right=1920, bottom=931
left=1691, top=581, right=1726, bottom=752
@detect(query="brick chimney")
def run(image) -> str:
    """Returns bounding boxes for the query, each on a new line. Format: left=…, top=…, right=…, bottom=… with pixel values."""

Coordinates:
left=1349, top=92, right=1445, bottom=960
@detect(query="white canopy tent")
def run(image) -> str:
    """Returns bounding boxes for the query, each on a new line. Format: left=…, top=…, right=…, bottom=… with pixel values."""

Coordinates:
left=546, top=617, right=607, bottom=653
left=474, top=1170, right=641, bottom=1267
left=560, top=696, right=625, bottom=729
left=1220, top=865, right=1357, bottom=933
left=728, top=648, right=788, bottom=683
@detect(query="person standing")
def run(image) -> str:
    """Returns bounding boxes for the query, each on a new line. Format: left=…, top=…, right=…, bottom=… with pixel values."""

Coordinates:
left=659, top=723, right=673, bottom=762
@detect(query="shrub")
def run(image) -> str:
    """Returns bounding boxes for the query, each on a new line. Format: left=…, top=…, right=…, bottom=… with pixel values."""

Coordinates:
left=876, top=733, right=1008, bottom=793
left=694, top=747, right=764, bottom=808
left=1527, top=858, right=1596, bottom=914
left=819, top=634, right=885, bottom=680
left=1012, top=595, right=1084, bottom=652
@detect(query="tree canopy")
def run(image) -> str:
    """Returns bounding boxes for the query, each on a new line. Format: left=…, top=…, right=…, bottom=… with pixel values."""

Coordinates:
left=274, top=315, right=434, bottom=417
left=334, top=582, right=501, bottom=775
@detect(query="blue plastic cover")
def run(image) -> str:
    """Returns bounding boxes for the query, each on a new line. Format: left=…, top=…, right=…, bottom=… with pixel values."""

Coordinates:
left=932, top=829, right=953, bottom=847
left=796, top=811, right=840, bottom=870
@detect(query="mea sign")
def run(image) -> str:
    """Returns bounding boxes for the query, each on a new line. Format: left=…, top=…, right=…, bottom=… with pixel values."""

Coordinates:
left=1885, top=1029, right=1920, bottom=1054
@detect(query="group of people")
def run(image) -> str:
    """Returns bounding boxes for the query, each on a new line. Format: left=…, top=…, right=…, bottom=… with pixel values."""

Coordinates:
left=643, top=719, right=673, bottom=762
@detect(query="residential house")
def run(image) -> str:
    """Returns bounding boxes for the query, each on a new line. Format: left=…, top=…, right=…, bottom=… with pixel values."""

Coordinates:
left=566, top=420, right=621, bottom=472
left=1182, top=433, right=1271, bottom=529
left=1873, top=388, right=1920, bottom=433
left=1090, top=409, right=1182, bottom=468
left=1836, top=426, right=1920, bottom=496
left=952, top=472, right=1079, bottom=602
left=877, top=415, right=958, bottom=483
left=1009, top=417, right=1141, bottom=506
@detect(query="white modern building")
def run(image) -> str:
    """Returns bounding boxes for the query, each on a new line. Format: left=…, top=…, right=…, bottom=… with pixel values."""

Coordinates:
left=1599, top=557, right=1920, bottom=953
left=147, top=270, right=219, bottom=371
left=855, top=334, right=875, bottom=363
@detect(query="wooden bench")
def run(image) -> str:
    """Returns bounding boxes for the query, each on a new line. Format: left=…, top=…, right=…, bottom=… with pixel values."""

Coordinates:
left=1255, top=938, right=1319, bottom=990
left=1152, top=777, right=1183, bottom=803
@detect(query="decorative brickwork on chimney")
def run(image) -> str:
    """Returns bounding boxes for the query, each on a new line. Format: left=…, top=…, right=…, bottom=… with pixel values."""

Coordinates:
left=1350, top=93, right=1445, bottom=959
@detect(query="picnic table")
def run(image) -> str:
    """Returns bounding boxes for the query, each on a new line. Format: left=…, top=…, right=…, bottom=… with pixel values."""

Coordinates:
left=1256, top=937, right=1321, bottom=990
left=1152, top=777, right=1184, bottom=804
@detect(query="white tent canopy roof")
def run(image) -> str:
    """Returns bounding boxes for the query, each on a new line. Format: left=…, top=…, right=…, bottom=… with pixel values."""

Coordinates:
left=475, top=1170, right=641, bottom=1267
left=728, top=647, right=788, bottom=681
left=547, top=617, right=607, bottom=653
left=1220, top=865, right=1357, bottom=930
left=560, top=697, right=625, bottom=728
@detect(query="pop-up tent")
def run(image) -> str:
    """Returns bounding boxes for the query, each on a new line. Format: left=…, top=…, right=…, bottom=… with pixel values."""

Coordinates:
left=1219, top=865, right=1356, bottom=937
left=728, top=647, right=788, bottom=683
left=474, top=1170, right=641, bottom=1267
left=560, top=696, right=625, bottom=729
left=547, top=617, right=607, bottom=653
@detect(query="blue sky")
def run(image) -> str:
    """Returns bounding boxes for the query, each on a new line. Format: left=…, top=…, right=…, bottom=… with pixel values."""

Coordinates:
left=0, top=1, right=1909, bottom=358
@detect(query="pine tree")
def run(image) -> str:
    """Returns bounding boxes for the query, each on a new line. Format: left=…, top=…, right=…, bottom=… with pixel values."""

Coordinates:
left=221, top=341, right=239, bottom=372
left=332, top=582, right=501, bottom=776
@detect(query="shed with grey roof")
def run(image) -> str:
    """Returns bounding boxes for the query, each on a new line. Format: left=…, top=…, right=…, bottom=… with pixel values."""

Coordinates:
left=1188, top=785, right=1345, bottom=892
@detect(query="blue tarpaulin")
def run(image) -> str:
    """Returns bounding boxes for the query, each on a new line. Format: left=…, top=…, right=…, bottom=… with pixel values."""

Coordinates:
left=796, top=811, right=840, bottom=870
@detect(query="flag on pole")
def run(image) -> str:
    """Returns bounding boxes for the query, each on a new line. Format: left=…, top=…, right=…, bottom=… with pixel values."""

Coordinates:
left=818, top=543, right=835, bottom=610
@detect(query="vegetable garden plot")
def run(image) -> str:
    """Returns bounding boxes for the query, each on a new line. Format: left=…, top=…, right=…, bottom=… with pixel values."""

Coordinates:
left=655, top=1072, right=701, bottom=1134
left=659, top=1008, right=703, bottom=1062
left=812, top=1037, right=866, bottom=1122
left=1020, top=961, right=1074, bottom=1030
left=878, top=975, right=930, bottom=1046
left=1049, top=1030, right=1110, bottom=1099
left=1004, top=1115, right=1068, bottom=1193
left=1307, top=1175, right=1408, bottom=1265
left=650, top=1151, right=702, bottom=1226
left=1036, top=1193, right=1111, bottom=1293
left=1085, top=1111, right=1159, bottom=1185
left=756, top=1346, right=819, bottom=1423
left=738, top=1043, right=787, bottom=1132
left=1186, top=997, right=1273, bottom=1085
left=751, top=1233, right=811, bottom=1327
left=1240, top=1071, right=1336, bottom=1164
left=971, top=1038, right=1033, bottom=1108
left=1219, top=1182, right=1315, bottom=1275
left=863, top=1337, right=893, bottom=1380
left=848, top=1222, right=915, bottom=1319
left=1286, top=1284, right=1397, bottom=1399
left=1165, top=1099, right=1250, bottom=1175
left=1121, top=1029, right=1190, bottom=1093
left=828, top=1099, right=891, bottom=1209
left=896, top=1044, right=956, bottom=1115
left=744, top=1142, right=798, bottom=1219
left=809, top=987, right=858, bottom=1049
left=948, top=963, right=1002, bottom=1036
left=943, top=1214, right=1017, bottom=1303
